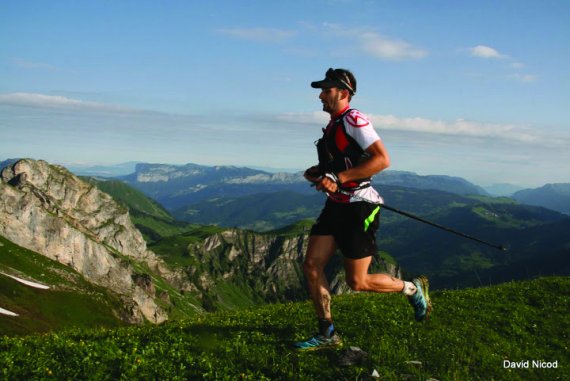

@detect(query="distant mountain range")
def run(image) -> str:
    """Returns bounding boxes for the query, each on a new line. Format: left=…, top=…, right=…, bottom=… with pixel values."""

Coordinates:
left=2, top=159, right=569, bottom=215
left=107, top=161, right=568, bottom=218
left=118, top=163, right=309, bottom=210
left=512, top=183, right=570, bottom=215
left=376, top=170, right=488, bottom=196
left=114, top=162, right=490, bottom=210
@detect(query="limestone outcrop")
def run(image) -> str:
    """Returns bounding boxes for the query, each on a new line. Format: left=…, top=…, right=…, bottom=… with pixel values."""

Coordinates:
left=0, top=159, right=176, bottom=323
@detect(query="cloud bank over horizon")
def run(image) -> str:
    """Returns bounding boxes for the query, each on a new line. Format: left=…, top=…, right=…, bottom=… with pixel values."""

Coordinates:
left=2, top=91, right=568, bottom=187
left=2, top=92, right=560, bottom=146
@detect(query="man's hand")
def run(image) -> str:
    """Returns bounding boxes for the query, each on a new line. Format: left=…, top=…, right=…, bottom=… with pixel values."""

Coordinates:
left=304, top=166, right=323, bottom=184
left=316, top=173, right=340, bottom=193
left=305, top=166, right=340, bottom=193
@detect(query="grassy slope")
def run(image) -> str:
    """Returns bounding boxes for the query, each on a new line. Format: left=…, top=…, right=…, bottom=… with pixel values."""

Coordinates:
left=174, top=191, right=325, bottom=231
left=84, top=178, right=172, bottom=221
left=0, top=236, right=125, bottom=336
left=86, top=177, right=201, bottom=243
left=1, top=276, right=568, bottom=380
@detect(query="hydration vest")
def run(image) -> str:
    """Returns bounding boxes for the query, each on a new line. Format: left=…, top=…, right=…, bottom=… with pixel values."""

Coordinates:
left=316, top=108, right=371, bottom=190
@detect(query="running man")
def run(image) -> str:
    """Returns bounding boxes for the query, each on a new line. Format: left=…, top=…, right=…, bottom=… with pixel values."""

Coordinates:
left=294, top=68, right=432, bottom=351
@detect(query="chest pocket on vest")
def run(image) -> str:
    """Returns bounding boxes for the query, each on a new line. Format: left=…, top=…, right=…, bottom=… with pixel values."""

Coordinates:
left=315, top=136, right=333, bottom=173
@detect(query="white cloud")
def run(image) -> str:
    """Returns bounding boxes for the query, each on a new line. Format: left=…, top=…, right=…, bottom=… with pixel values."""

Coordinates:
left=358, top=32, right=427, bottom=60
left=469, top=45, right=507, bottom=59
left=370, top=114, right=538, bottom=143
left=0, top=93, right=139, bottom=113
left=216, top=27, right=296, bottom=43
left=275, top=111, right=328, bottom=125
left=273, top=111, right=564, bottom=146
left=322, top=23, right=427, bottom=60
left=467, top=47, right=538, bottom=83
left=216, top=23, right=426, bottom=61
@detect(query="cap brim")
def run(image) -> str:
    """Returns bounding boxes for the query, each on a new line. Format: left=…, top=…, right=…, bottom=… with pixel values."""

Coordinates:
left=311, top=78, right=340, bottom=89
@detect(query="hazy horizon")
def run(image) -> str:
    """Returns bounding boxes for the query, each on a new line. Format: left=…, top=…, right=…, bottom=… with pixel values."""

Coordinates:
left=2, top=156, right=558, bottom=190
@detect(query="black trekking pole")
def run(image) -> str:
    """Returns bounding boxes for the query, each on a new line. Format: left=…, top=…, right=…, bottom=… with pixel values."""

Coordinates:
left=337, top=189, right=508, bottom=251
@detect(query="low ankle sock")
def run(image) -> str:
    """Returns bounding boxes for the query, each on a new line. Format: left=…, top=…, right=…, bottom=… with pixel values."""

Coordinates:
left=401, top=281, right=417, bottom=296
left=318, top=318, right=334, bottom=337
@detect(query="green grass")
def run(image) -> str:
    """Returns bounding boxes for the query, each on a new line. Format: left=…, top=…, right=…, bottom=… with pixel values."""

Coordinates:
left=130, top=211, right=194, bottom=241
left=86, top=177, right=209, bottom=243
left=1, top=277, right=568, bottom=380
left=0, top=235, right=204, bottom=336
left=149, top=225, right=225, bottom=268
left=85, top=178, right=172, bottom=221
left=0, top=236, right=125, bottom=335
left=378, top=250, right=398, bottom=266
left=269, top=219, right=314, bottom=237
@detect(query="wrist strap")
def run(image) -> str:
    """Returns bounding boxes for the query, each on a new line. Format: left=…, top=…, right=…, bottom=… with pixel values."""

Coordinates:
left=324, top=172, right=341, bottom=186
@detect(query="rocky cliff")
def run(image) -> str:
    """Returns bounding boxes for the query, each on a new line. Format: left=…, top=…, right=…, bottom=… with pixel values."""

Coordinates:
left=0, top=159, right=191, bottom=323
left=183, top=228, right=401, bottom=307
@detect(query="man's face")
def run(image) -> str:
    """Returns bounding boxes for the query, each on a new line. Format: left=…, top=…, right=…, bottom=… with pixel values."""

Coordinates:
left=319, top=87, right=345, bottom=114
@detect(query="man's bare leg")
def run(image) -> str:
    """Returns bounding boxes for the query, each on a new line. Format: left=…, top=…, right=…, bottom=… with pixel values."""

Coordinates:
left=303, top=235, right=337, bottom=320
left=343, top=256, right=414, bottom=293
left=343, top=256, right=432, bottom=322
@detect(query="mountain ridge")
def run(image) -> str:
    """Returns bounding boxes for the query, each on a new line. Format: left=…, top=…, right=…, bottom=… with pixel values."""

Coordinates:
left=0, top=159, right=200, bottom=324
left=116, top=162, right=489, bottom=211
left=512, top=183, right=570, bottom=214
left=8, top=158, right=568, bottom=213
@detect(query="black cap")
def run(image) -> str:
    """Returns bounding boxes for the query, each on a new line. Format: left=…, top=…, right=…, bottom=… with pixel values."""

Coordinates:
left=311, top=68, right=356, bottom=95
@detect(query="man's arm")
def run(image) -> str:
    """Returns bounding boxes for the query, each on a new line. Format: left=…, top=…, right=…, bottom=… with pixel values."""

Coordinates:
left=316, top=139, right=390, bottom=193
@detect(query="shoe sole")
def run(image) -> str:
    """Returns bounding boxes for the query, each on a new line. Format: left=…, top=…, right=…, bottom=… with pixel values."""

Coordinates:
left=294, top=338, right=343, bottom=351
left=416, top=275, right=432, bottom=320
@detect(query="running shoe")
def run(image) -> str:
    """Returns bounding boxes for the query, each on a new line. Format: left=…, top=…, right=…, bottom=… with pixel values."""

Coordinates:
left=293, top=333, right=342, bottom=351
left=408, top=275, right=432, bottom=321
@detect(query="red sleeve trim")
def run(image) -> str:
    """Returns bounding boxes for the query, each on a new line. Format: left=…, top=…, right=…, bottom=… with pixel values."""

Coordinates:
left=345, top=110, right=370, bottom=128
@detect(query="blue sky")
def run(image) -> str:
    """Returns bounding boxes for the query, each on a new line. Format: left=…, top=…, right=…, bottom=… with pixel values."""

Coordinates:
left=1, top=0, right=569, bottom=187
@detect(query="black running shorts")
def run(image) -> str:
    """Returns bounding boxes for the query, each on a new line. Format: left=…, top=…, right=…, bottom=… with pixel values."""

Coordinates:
left=310, top=199, right=380, bottom=259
